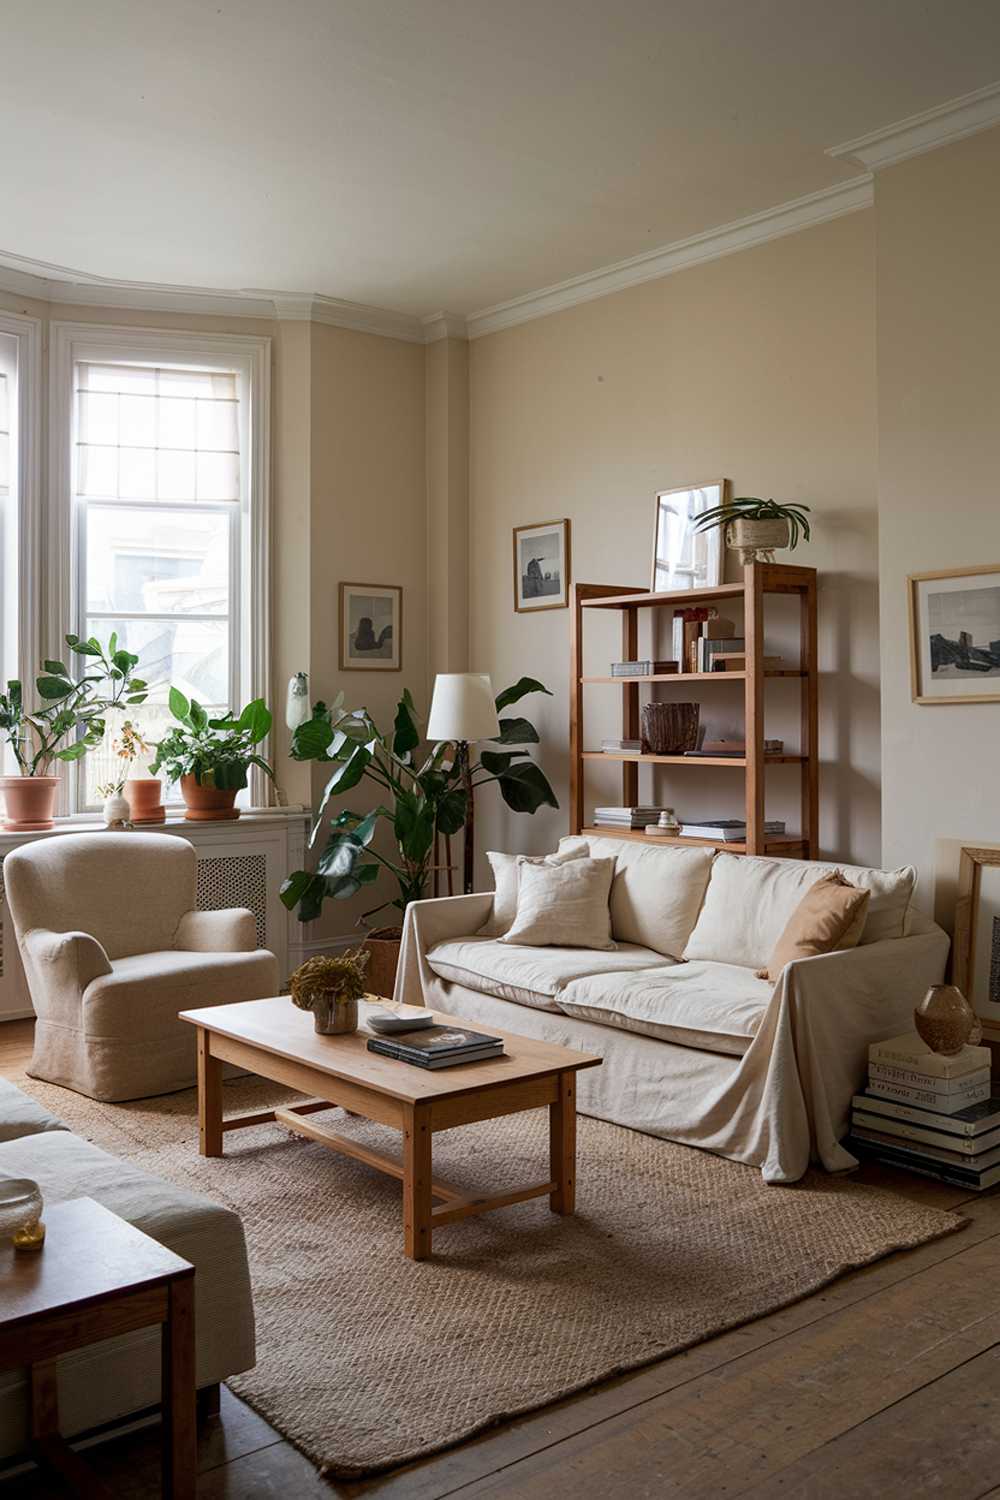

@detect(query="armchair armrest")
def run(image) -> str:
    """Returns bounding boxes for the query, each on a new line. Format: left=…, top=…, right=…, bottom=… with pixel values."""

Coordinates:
left=175, top=908, right=257, bottom=953
left=21, top=928, right=113, bottom=1003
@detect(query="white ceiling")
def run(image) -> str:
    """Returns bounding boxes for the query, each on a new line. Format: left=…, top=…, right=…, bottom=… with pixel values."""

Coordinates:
left=4, top=0, right=1000, bottom=319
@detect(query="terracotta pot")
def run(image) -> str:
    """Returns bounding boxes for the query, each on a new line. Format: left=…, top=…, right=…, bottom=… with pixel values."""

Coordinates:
left=0, top=775, right=61, bottom=832
left=363, top=926, right=403, bottom=1000
left=179, top=775, right=240, bottom=822
left=725, top=516, right=790, bottom=564
left=641, top=702, right=700, bottom=755
left=914, top=984, right=981, bottom=1056
left=125, top=777, right=166, bottom=825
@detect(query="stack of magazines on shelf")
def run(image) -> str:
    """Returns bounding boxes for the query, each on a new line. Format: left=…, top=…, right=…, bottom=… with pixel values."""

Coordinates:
left=367, top=1024, right=504, bottom=1070
left=679, top=818, right=785, bottom=840
left=593, top=805, right=668, bottom=829
left=847, top=1031, right=999, bottom=1190
left=600, top=738, right=642, bottom=754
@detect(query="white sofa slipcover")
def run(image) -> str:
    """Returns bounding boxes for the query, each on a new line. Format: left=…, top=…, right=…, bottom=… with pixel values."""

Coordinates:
left=395, top=841, right=950, bottom=1184
left=0, top=1077, right=255, bottom=1460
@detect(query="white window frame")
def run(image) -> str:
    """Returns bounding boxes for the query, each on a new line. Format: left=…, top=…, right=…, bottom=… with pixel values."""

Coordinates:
left=49, top=322, right=271, bottom=813
left=0, top=310, right=43, bottom=703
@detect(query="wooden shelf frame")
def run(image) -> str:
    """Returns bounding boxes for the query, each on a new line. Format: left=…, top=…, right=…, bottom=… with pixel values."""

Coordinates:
left=570, top=563, right=819, bottom=858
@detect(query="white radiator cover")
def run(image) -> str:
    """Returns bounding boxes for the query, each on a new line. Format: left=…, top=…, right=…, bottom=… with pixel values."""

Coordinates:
left=0, top=812, right=310, bottom=1021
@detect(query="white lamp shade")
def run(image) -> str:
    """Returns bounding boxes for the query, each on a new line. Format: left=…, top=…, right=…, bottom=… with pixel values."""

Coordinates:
left=426, top=673, right=500, bottom=743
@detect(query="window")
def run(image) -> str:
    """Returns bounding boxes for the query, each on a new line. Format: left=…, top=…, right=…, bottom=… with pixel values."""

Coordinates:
left=50, top=325, right=271, bottom=812
left=0, top=334, right=15, bottom=698
left=0, top=312, right=42, bottom=775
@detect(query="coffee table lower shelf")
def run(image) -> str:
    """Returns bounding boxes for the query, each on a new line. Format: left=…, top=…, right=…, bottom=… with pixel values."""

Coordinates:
left=192, top=1019, right=588, bottom=1261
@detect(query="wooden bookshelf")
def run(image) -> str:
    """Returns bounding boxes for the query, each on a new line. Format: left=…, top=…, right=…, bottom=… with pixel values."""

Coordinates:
left=570, top=563, right=819, bottom=858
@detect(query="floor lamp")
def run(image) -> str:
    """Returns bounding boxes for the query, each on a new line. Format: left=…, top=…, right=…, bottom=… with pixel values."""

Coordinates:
left=426, top=673, right=499, bottom=895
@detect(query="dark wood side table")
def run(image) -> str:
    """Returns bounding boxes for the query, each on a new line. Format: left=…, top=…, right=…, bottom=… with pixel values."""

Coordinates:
left=0, top=1196, right=196, bottom=1499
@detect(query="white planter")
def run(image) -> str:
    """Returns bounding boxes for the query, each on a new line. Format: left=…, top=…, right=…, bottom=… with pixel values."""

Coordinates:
left=102, top=791, right=131, bottom=827
left=725, top=516, right=790, bottom=564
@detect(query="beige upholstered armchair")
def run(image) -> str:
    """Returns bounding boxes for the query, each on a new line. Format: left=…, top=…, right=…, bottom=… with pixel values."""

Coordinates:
left=5, top=832, right=279, bottom=1102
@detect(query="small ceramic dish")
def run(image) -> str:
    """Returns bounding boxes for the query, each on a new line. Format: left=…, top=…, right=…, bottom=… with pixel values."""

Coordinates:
left=365, top=1009, right=435, bottom=1035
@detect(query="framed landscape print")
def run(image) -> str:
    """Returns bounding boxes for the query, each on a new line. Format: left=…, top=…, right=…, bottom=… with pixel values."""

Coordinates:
left=339, top=582, right=401, bottom=671
left=953, top=846, right=1000, bottom=1038
left=651, top=479, right=727, bottom=592
left=909, top=565, right=1000, bottom=704
left=513, top=519, right=570, bottom=612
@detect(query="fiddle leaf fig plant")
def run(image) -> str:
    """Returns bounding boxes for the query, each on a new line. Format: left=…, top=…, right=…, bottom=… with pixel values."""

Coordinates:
left=280, top=678, right=557, bottom=928
left=0, top=633, right=148, bottom=776
left=148, top=688, right=274, bottom=790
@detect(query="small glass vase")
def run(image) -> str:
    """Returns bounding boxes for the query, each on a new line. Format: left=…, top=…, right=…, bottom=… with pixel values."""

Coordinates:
left=312, top=995, right=358, bottom=1035
left=0, top=1177, right=46, bottom=1251
left=914, top=984, right=981, bottom=1056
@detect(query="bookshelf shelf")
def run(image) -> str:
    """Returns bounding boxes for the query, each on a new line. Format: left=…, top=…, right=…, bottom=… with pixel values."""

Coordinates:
left=570, top=563, right=819, bottom=859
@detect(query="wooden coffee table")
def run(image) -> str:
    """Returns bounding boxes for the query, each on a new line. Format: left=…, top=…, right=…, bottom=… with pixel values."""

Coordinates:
left=181, top=997, right=601, bottom=1261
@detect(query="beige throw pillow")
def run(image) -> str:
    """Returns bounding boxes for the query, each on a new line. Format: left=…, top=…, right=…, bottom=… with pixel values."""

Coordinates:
left=479, top=845, right=588, bottom=937
left=500, top=856, right=617, bottom=950
left=756, top=871, right=870, bottom=982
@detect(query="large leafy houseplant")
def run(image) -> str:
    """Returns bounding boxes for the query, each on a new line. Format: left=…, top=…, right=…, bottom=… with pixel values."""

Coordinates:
left=149, top=688, right=274, bottom=821
left=0, top=633, right=148, bottom=830
left=280, top=677, right=557, bottom=927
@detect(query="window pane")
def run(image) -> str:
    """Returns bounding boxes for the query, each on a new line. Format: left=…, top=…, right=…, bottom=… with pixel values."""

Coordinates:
left=85, top=616, right=229, bottom=706
left=86, top=507, right=230, bottom=615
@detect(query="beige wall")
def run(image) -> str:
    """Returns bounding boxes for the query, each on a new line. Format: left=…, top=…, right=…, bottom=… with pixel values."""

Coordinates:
left=876, top=126, right=1000, bottom=907
left=469, top=210, right=879, bottom=878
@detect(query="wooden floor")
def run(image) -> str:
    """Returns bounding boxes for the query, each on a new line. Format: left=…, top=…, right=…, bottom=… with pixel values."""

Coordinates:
left=2, top=1017, right=999, bottom=1499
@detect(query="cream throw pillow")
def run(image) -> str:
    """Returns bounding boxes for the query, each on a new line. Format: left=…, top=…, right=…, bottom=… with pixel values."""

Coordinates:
left=479, top=845, right=588, bottom=937
left=499, top=856, right=617, bottom=949
left=756, top=871, right=870, bottom=981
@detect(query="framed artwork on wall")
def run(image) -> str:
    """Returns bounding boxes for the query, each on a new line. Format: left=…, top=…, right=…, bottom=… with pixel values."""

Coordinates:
left=339, top=582, right=402, bottom=670
left=513, top=518, right=571, bottom=612
left=953, top=845, right=1000, bottom=1039
left=908, top=564, right=1000, bottom=704
left=651, top=479, right=727, bottom=592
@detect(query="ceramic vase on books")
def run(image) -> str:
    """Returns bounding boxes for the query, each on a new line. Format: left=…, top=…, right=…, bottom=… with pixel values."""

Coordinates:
left=914, top=984, right=981, bottom=1055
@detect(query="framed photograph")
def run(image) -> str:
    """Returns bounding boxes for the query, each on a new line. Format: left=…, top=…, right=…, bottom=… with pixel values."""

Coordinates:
left=908, top=564, right=1000, bottom=704
left=513, top=519, right=570, bottom=612
left=339, top=582, right=401, bottom=671
left=953, top=846, right=1000, bottom=1038
left=651, top=479, right=727, bottom=592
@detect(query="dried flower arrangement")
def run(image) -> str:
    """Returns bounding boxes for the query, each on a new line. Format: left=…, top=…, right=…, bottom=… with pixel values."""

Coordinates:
left=289, top=948, right=370, bottom=1035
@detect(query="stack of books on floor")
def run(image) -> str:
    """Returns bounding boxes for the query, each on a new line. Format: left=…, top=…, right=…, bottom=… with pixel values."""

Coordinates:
left=600, top=738, right=642, bottom=754
left=593, top=805, right=667, bottom=829
left=847, top=1031, right=999, bottom=1190
left=680, top=818, right=786, bottom=840
left=367, top=1024, right=504, bottom=1070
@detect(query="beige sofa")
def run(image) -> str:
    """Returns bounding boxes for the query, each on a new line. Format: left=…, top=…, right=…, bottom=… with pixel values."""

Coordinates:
left=0, top=1076, right=255, bottom=1461
left=4, top=832, right=279, bottom=1101
left=396, top=837, right=951, bottom=1184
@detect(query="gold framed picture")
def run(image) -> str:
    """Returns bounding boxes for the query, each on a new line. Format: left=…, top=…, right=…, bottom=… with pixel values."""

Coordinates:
left=513, top=519, right=571, bottom=612
left=651, top=479, right=727, bottom=592
left=339, top=582, right=401, bottom=671
left=908, top=564, right=1000, bottom=704
left=953, top=845, right=1000, bottom=1041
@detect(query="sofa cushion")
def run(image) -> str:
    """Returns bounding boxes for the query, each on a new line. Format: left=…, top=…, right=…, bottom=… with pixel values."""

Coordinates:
left=427, top=937, right=670, bottom=1012
left=757, top=872, right=870, bottom=981
left=500, top=856, right=617, bottom=950
left=682, top=853, right=917, bottom=970
left=0, top=1077, right=68, bottom=1143
left=557, top=960, right=774, bottom=1057
left=560, top=835, right=714, bottom=957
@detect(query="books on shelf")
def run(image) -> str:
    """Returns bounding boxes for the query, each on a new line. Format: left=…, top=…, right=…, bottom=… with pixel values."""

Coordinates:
left=366, top=1024, right=504, bottom=1070
left=594, top=805, right=668, bottom=829
left=849, top=1033, right=999, bottom=1189
left=609, top=660, right=678, bottom=677
left=687, top=738, right=785, bottom=757
left=680, top=819, right=785, bottom=840
left=696, top=637, right=745, bottom=672
left=601, top=738, right=642, bottom=753
left=711, top=653, right=785, bottom=671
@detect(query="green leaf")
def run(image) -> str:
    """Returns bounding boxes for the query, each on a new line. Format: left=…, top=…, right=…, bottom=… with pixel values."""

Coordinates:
left=392, top=695, right=420, bottom=759
left=352, top=809, right=380, bottom=847
left=495, top=677, right=552, bottom=712
left=393, top=788, right=435, bottom=863
left=189, top=700, right=209, bottom=732
left=236, top=698, right=272, bottom=743
left=492, top=716, right=539, bottom=746
left=169, top=686, right=190, bottom=723
left=435, top=787, right=467, bottom=836
left=317, top=835, right=363, bottom=879
left=298, top=874, right=330, bottom=923
left=291, top=717, right=336, bottom=761
left=497, top=760, right=559, bottom=814
left=36, top=676, right=73, bottom=700
left=42, top=660, right=68, bottom=676
left=478, top=748, right=527, bottom=776
left=53, top=741, right=89, bottom=761
left=67, top=637, right=102, bottom=657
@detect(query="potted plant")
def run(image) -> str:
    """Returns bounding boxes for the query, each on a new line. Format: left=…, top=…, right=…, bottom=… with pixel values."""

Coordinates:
left=148, top=689, right=274, bottom=821
left=280, top=678, right=557, bottom=994
left=109, top=720, right=164, bottom=825
left=288, top=948, right=370, bottom=1035
left=693, top=496, right=811, bottom=564
left=0, top=635, right=148, bottom=831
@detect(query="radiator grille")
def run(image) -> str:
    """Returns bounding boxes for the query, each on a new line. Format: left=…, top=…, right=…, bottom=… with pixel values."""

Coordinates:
left=196, top=854, right=268, bottom=949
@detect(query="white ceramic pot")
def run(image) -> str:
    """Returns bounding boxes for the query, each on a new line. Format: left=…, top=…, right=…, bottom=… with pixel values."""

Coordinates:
left=102, top=790, right=131, bottom=827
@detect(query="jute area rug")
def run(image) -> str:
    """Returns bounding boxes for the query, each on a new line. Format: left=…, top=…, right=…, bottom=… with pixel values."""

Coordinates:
left=15, top=1070, right=964, bottom=1479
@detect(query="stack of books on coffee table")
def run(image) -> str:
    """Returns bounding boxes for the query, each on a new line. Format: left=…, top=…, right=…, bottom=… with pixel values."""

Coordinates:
left=847, top=1031, right=999, bottom=1190
left=367, top=1024, right=504, bottom=1070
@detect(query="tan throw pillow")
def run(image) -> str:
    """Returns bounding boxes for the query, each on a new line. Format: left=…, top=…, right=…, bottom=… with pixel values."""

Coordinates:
left=756, top=871, right=870, bottom=982
left=479, top=845, right=588, bottom=937
left=500, top=856, right=617, bottom=949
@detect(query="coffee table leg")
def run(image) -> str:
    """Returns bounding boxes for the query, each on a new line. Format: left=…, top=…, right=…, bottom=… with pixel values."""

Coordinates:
left=403, top=1102, right=433, bottom=1260
left=162, top=1273, right=197, bottom=1500
left=197, top=1029, right=223, bottom=1158
left=549, top=1070, right=576, bottom=1215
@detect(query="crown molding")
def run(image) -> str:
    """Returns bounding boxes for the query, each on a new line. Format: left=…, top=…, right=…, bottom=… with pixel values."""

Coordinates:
left=828, top=80, right=1000, bottom=171
left=421, top=311, right=468, bottom=342
left=465, top=174, right=872, bottom=339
